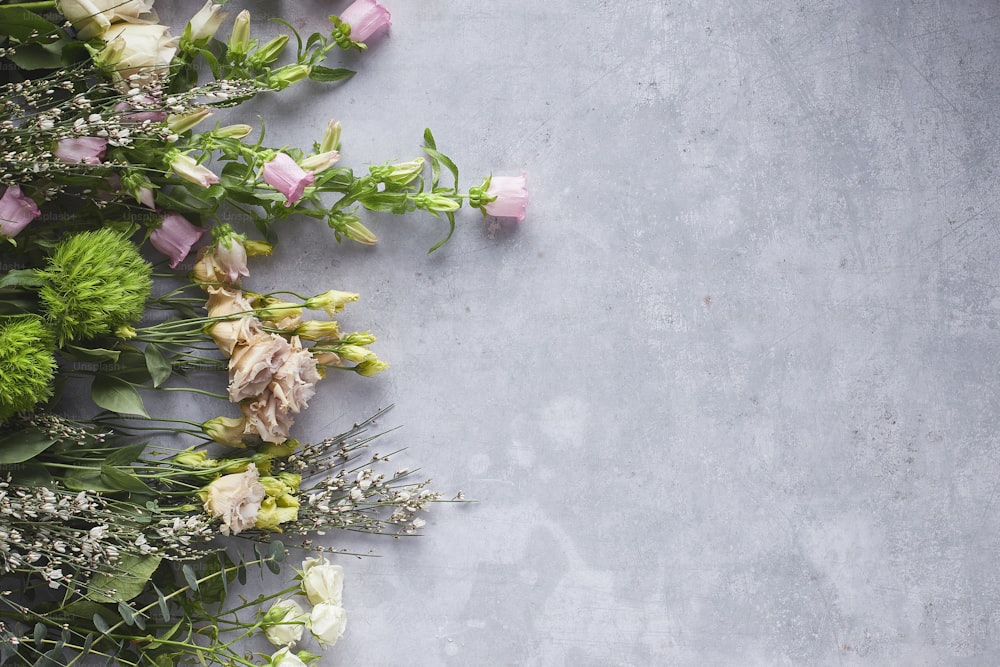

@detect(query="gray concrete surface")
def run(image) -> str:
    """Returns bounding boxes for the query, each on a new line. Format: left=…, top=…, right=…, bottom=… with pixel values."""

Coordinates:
left=162, top=1, right=1000, bottom=664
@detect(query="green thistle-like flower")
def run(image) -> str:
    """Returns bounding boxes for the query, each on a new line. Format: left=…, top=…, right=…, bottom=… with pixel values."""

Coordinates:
left=0, top=316, right=57, bottom=421
left=37, top=228, right=153, bottom=345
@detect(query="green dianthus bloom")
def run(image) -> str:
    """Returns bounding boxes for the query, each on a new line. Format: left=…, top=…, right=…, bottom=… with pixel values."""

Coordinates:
left=37, top=228, right=153, bottom=345
left=0, top=316, right=57, bottom=421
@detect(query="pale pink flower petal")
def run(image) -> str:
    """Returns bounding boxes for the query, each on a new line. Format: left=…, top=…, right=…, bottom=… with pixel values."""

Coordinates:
left=484, top=173, right=528, bottom=221
left=54, top=137, right=108, bottom=164
left=0, top=186, right=40, bottom=237
left=340, top=0, right=391, bottom=42
left=150, top=212, right=205, bottom=268
left=262, top=153, right=314, bottom=207
left=214, top=236, right=250, bottom=283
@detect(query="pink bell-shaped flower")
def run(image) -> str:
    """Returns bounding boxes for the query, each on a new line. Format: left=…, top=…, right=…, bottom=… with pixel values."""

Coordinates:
left=262, top=153, right=315, bottom=207
left=484, top=173, right=528, bottom=221
left=150, top=212, right=205, bottom=268
left=339, top=0, right=391, bottom=43
left=0, top=186, right=40, bottom=237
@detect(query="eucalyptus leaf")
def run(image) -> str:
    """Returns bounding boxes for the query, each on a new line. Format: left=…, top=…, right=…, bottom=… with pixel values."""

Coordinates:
left=182, top=564, right=199, bottom=593
left=91, top=374, right=149, bottom=417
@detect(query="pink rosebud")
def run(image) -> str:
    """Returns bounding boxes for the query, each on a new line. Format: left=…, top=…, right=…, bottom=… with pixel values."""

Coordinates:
left=484, top=173, right=528, bottom=221
left=262, top=153, right=315, bottom=207
left=340, top=0, right=391, bottom=43
left=150, top=212, right=205, bottom=269
left=0, top=186, right=40, bottom=237
left=54, top=137, right=108, bottom=164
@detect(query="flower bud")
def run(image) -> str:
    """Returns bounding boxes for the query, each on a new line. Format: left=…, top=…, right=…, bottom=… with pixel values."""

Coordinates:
left=320, top=119, right=341, bottom=153
left=313, top=350, right=341, bottom=367
left=167, top=107, right=213, bottom=133
left=202, top=416, right=247, bottom=448
left=294, top=320, right=341, bottom=342
left=354, top=358, right=389, bottom=377
left=263, top=599, right=307, bottom=648
left=116, top=325, right=137, bottom=340
left=270, top=64, right=311, bottom=89
left=228, top=10, right=251, bottom=56
left=369, top=158, right=424, bottom=186
left=173, top=448, right=218, bottom=469
left=257, top=301, right=303, bottom=323
left=168, top=152, right=220, bottom=188
left=342, top=331, right=376, bottom=346
left=336, top=345, right=376, bottom=363
left=243, top=239, right=273, bottom=256
left=186, top=0, right=228, bottom=46
left=275, top=472, right=301, bottom=493
left=304, top=289, right=359, bottom=315
left=250, top=34, right=289, bottom=66
left=414, top=192, right=460, bottom=213
left=337, top=216, right=377, bottom=245
left=214, top=124, right=253, bottom=139
left=299, top=151, right=341, bottom=174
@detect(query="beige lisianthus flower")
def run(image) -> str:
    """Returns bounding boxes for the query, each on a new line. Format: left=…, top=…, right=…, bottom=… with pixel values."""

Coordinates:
left=205, top=286, right=257, bottom=354
left=229, top=331, right=291, bottom=402
left=199, top=463, right=266, bottom=535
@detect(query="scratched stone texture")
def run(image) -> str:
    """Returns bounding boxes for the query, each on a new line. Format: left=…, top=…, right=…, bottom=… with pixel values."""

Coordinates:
left=158, top=1, right=1000, bottom=664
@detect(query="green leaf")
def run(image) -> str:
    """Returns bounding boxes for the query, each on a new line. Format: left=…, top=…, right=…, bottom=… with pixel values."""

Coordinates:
left=152, top=583, right=170, bottom=622
left=91, top=374, right=149, bottom=417
left=64, top=345, right=121, bottom=363
left=143, top=344, right=172, bottom=388
left=117, top=601, right=135, bottom=627
left=0, top=7, right=60, bottom=43
left=428, top=211, right=457, bottom=254
left=87, top=554, right=162, bottom=603
left=63, top=468, right=121, bottom=493
left=0, top=428, right=56, bottom=464
left=33, top=623, right=45, bottom=649
left=181, top=564, right=199, bottom=593
left=7, top=39, right=65, bottom=69
left=92, top=614, right=110, bottom=635
left=100, top=464, right=154, bottom=494
left=104, top=443, right=147, bottom=468
left=0, top=269, right=45, bottom=289
left=268, top=540, right=286, bottom=562
left=9, top=463, right=55, bottom=488
left=309, top=66, right=355, bottom=83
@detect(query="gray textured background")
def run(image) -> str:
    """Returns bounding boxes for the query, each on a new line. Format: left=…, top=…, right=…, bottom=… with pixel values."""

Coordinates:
left=161, top=1, right=1000, bottom=664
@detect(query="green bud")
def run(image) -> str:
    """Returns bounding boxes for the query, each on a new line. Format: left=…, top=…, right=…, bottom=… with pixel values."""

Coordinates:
left=202, top=416, right=247, bottom=448
left=369, top=158, right=424, bottom=186
left=270, top=64, right=312, bottom=90
left=228, top=10, right=251, bottom=56
left=304, top=289, right=359, bottom=314
left=243, top=239, right=273, bottom=256
left=337, top=344, right=376, bottom=363
left=320, top=119, right=341, bottom=153
left=414, top=192, right=460, bottom=213
left=334, top=215, right=377, bottom=245
left=173, top=449, right=218, bottom=469
left=214, top=124, right=253, bottom=139
left=342, top=331, right=376, bottom=346
left=166, top=107, right=213, bottom=133
left=249, top=34, right=289, bottom=66
left=354, top=358, right=389, bottom=377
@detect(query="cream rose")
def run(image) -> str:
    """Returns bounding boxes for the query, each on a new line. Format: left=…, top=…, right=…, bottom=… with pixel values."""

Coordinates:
left=263, top=598, right=307, bottom=647
left=268, top=648, right=308, bottom=667
left=200, top=463, right=265, bottom=535
left=308, top=602, right=347, bottom=648
left=58, top=0, right=156, bottom=39
left=300, top=556, right=344, bottom=606
left=98, top=23, right=179, bottom=82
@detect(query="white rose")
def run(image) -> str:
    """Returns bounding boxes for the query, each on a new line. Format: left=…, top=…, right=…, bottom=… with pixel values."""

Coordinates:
left=97, top=23, right=178, bottom=82
left=263, top=598, right=307, bottom=648
left=300, top=556, right=344, bottom=606
left=200, top=463, right=265, bottom=535
left=308, top=602, right=347, bottom=648
left=268, top=647, right=308, bottom=667
left=58, top=0, right=156, bottom=39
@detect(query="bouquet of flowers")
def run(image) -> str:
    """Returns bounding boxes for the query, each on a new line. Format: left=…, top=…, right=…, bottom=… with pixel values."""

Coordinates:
left=0, top=0, right=527, bottom=664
